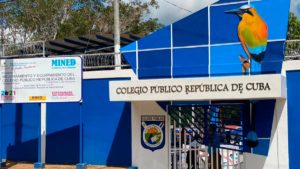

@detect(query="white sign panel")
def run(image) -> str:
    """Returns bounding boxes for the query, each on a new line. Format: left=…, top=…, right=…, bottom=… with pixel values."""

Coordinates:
left=109, top=74, right=285, bottom=101
left=0, top=57, right=82, bottom=103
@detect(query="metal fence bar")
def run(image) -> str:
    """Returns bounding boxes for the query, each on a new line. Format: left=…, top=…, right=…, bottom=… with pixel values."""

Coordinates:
left=227, top=150, right=229, bottom=169
left=238, top=151, right=241, bottom=169
left=189, top=135, right=191, bottom=169
left=1, top=39, right=300, bottom=70
left=0, top=41, right=132, bottom=70
left=216, top=148, right=219, bottom=169
left=169, top=115, right=171, bottom=169
left=174, top=120, right=177, bottom=169
left=179, top=129, right=182, bottom=168
left=221, top=149, right=224, bottom=169
left=211, top=148, right=213, bottom=169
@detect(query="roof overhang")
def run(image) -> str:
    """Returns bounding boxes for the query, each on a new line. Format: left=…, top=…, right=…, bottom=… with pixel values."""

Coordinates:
left=45, top=34, right=141, bottom=55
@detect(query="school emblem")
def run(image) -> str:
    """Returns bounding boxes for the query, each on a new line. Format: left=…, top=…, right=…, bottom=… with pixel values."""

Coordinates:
left=141, top=115, right=165, bottom=151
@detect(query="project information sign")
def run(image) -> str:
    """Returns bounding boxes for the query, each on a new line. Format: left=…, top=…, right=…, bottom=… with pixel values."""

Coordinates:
left=110, top=74, right=285, bottom=101
left=0, top=57, right=82, bottom=103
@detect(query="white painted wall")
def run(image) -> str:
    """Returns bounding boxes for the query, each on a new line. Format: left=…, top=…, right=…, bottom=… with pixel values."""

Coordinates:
left=83, top=69, right=136, bottom=79
left=131, top=101, right=169, bottom=169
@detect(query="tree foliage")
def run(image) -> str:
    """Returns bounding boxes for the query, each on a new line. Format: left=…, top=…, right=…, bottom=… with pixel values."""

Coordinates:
left=286, top=12, right=300, bottom=57
left=0, top=0, right=163, bottom=42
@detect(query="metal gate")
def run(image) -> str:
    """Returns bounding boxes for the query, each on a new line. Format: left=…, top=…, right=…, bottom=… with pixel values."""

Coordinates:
left=168, top=104, right=244, bottom=169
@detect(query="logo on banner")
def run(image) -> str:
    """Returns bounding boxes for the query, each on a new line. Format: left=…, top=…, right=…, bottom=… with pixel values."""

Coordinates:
left=51, top=58, right=76, bottom=69
left=141, top=115, right=165, bottom=151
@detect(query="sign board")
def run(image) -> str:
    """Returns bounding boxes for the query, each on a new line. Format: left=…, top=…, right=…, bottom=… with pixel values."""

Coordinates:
left=0, top=57, right=82, bottom=103
left=109, top=74, right=285, bottom=101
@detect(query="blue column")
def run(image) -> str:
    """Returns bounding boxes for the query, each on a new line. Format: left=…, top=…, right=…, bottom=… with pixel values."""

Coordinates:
left=0, top=104, right=5, bottom=167
left=287, top=70, right=300, bottom=169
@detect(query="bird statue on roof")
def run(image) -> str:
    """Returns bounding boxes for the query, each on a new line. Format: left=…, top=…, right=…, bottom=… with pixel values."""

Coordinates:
left=225, top=5, right=268, bottom=75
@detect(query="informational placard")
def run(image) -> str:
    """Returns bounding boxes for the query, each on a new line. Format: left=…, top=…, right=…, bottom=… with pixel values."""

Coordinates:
left=109, top=74, right=285, bottom=101
left=0, top=57, right=82, bottom=103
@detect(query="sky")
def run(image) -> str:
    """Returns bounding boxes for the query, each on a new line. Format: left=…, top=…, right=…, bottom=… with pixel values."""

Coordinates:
left=148, top=0, right=300, bottom=25
left=148, top=0, right=217, bottom=25
left=290, top=0, right=300, bottom=18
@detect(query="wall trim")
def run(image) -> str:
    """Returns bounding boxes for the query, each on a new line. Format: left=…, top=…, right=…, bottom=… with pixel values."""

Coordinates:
left=83, top=69, right=136, bottom=80
left=283, top=60, right=300, bottom=72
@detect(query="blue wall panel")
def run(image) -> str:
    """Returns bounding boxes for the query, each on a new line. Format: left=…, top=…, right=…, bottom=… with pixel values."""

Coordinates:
left=0, top=79, right=132, bottom=166
left=252, top=0, right=290, bottom=40
left=138, top=26, right=171, bottom=50
left=139, top=50, right=171, bottom=79
left=173, top=9, right=208, bottom=47
left=254, top=100, right=275, bottom=139
left=173, top=47, right=208, bottom=77
left=210, top=3, right=243, bottom=44
left=241, top=100, right=275, bottom=155
left=253, top=139, right=270, bottom=156
left=122, top=52, right=137, bottom=74
left=260, top=41, right=285, bottom=74
left=210, top=44, right=245, bottom=76
left=1, top=104, right=39, bottom=162
left=82, top=79, right=131, bottom=166
left=215, top=0, right=245, bottom=4
left=46, top=102, right=80, bottom=164
left=287, top=70, right=300, bottom=169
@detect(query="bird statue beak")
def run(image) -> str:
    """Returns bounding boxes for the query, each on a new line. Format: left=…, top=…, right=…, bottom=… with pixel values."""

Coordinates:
left=225, top=8, right=242, bottom=15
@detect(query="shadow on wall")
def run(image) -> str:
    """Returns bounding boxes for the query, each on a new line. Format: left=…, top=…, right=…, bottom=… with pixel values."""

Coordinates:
left=46, top=125, right=79, bottom=164
left=6, top=126, right=80, bottom=164
left=5, top=104, right=39, bottom=162
left=2, top=79, right=132, bottom=166
left=3, top=103, right=131, bottom=165
left=106, top=103, right=132, bottom=166
left=2, top=103, right=80, bottom=164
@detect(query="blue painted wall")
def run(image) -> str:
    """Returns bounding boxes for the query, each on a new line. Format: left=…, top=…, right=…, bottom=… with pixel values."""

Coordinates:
left=252, top=100, right=275, bottom=156
left=0, top=78, right=132, bottom=166
left=1, top=104, right=40, bottom=162
left=287, top=70, right=300, bottom=169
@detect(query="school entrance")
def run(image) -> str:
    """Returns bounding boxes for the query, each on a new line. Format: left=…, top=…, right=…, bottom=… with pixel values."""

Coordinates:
left=110, top=74, right=287, bottom=169
left=168, top=103, right=245, bottom=169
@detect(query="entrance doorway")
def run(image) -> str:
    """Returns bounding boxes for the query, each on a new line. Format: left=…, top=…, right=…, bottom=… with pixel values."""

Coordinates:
left=168, top=104, right=245, bottom=169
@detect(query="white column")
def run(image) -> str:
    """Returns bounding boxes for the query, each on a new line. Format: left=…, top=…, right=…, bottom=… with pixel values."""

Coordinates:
left=114, top=0, right=121, bottom=70
left=40, top=103, right=46, bottom=163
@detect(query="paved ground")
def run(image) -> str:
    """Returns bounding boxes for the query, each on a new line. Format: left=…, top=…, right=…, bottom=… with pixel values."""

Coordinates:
left=2, top=161, right=126, bottom=169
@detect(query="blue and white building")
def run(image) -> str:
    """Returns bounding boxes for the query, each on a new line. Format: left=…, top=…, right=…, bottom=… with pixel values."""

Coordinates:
left=0, top=0, right=300, bottom=169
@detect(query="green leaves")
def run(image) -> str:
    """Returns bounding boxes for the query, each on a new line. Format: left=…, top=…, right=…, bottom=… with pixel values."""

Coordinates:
left=287, top=13, right=300, bottom=40
left=286, top=13, right=300, bottom=58
left=0, top=0, right=163, bottom=42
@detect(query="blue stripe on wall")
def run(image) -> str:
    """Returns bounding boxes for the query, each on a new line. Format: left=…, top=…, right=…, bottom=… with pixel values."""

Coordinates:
left=287, top=70, right=300, bottom=169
